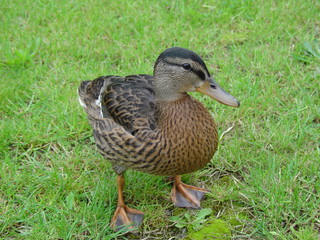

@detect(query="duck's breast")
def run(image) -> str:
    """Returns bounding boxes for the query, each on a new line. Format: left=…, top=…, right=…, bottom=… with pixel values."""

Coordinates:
left=147, top=95, right=218, bottom=176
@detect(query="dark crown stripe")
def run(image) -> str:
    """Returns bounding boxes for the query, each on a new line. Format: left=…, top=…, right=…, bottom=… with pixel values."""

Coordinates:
left=156, top=47, right=211, bottom=75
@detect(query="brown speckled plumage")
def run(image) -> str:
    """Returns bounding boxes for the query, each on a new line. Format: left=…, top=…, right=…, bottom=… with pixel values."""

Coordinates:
left=78, top=47, right=239, bottom=231
left=79, top=73, right=218, bottom=176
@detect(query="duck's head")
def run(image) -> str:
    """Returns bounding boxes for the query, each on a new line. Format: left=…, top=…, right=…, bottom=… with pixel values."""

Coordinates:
left=153, top=47, right=240, bottom=107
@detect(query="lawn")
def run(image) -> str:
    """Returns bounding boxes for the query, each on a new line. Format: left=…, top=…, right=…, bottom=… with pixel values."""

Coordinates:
left=1, top=0, right=319, bottom=239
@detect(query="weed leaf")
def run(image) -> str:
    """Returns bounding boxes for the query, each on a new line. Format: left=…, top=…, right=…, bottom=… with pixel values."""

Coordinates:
left=66, top=192, right=75, bottom=210
left=195, top=208, right=212, bottom=219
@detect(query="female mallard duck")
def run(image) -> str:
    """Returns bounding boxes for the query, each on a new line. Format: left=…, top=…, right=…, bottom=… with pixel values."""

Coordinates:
left=78, top=47, right=239, bottom=231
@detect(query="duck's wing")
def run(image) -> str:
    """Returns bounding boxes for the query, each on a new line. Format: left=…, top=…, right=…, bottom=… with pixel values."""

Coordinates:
left=78, top=74, right=157, bottom=134
left=78, top=75, right=158, bottom=174
left=102, top=74, right=156, bottom=134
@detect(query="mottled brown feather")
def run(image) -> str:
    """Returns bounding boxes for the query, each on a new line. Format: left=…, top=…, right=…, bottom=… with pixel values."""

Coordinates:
left=78, top=74, right=218, bottom=176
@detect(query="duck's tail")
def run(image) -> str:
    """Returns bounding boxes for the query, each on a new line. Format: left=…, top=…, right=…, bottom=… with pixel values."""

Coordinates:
left=78, top=76, right=112, bottom=126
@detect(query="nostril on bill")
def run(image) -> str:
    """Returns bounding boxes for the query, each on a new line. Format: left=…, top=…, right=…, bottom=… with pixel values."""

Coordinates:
left=210, top=84, right=217, bottom=89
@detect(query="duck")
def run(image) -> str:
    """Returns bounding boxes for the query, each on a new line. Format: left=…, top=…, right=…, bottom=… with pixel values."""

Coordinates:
left=78, top=47, right=240, bottom=231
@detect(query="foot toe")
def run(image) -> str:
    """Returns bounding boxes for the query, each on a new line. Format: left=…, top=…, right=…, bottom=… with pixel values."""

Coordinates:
left=111, top=206, right=144, bottom=232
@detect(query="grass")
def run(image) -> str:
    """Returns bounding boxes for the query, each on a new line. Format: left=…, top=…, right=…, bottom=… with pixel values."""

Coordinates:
left=0, top=0, right=319, bottom=239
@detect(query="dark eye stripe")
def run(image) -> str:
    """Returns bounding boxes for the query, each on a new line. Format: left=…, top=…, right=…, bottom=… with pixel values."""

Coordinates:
left=194, top=69, right=205, bottom=81
left=183, top=67, right=206, bottom=81
left=160, top=59, right=208, bottom=81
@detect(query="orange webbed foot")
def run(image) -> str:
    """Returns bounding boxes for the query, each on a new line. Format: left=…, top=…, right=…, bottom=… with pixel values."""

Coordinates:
left=171, top=175, right=208, bottom=209
left=111, top=205, right=144, bottom=231
left=111, top=175, right=144, bottom=232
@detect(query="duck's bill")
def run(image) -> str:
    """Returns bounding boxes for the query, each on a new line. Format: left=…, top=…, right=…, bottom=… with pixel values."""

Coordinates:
left=196, top=78, right=240, bottom=107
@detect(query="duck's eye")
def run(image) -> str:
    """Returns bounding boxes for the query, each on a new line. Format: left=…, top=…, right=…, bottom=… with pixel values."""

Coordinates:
left=182, top=63, right=191, bottom=70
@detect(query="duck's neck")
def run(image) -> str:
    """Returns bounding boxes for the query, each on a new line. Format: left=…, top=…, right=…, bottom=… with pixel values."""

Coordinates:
left=156, top=94, right=191, bottom=112
left=153, top=74, right=187, bottom=102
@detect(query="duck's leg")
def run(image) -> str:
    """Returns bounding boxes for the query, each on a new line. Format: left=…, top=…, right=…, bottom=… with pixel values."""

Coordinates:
left=171, top=175, right=208, bottom=209
left=111, top=175, right=144, bottom=231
